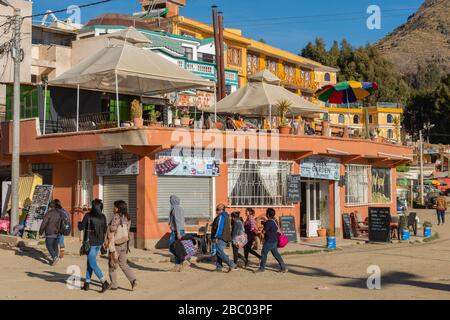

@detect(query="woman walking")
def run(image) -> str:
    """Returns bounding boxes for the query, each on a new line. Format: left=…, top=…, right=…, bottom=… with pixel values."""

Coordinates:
left=243, top=208, right=261, bottom=267
left=78, top=199, right=110, bottom=292
left=53, top=199, right=70, bottom=260
left=107, top=200, right=137, bottom=291
left=231, top=211, right=247, bottom=267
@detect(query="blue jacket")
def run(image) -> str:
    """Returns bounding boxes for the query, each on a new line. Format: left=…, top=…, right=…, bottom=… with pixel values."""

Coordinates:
left=212, top=211, right=232, bottom=242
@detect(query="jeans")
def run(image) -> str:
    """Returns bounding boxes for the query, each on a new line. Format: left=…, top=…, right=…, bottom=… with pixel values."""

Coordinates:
left=259, top=241, right=286, bottom=271
left=85, top=245, right=104, bottom=283
left=169, top=229, right=185, bottom=265
left=437, top=210, right=446, bottom=224
left=45, top=237, right=59, bottom=260
left=244, top=239, right=261, bottom=262
left=58, top=235, right=65, bottom=248
left=215, top=239, right=235, bottom=269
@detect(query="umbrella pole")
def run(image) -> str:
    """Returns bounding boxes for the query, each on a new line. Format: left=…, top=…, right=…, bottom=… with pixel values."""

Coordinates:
left=214, top=85, right=217, bottom=122
left=115, top=71, right=120, bottom=128
left=76, top=85, right=80, bottom=132
left=43, top=83, right=47, bottom=135
left=269, top=103, right=272, bottom=130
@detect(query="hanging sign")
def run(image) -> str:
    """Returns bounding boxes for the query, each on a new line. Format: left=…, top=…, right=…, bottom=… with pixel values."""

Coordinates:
left=300, top=156, right=340, bottom=181
left=96, top=151, right=139, bottom=176
left=196, top=90, right=214, bottom=111
left=156, top=156, right=219, bottom=177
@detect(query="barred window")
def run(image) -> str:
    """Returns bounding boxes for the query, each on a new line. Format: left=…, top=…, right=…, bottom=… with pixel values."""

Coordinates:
left=345, top=164, right=370, bottom=206
left=75, top=160, right=93, bottom=209
left=228, top=159, right=292, bottom=207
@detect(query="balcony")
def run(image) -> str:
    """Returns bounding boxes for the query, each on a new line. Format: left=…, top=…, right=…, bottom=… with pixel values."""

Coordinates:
left=177, top=59, right=239, bottom=86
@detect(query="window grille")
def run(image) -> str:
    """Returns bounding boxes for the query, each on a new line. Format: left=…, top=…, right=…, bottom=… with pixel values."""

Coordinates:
left=75, top=160, right=93, bottom=209
left=228, top=159, right=292, bottom=207
left=345, top=164, right=370, bottom=206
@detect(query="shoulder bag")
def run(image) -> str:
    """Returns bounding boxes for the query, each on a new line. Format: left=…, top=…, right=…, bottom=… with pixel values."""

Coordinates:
left=79, top=217, right=91, bottom=256
left=275, top=220, right=289, bottom=249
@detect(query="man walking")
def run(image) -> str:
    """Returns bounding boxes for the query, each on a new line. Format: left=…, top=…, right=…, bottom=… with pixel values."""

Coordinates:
left=168, top=195, right=186, bottom=272
left=39, top=201, right=64, bottom=266
left=211, top=204, right=237, bottom=272
left=436, top=192, right=448, bottom=225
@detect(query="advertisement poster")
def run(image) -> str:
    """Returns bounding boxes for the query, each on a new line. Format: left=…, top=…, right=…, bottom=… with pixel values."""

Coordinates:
left=156, top=156, right=219, bottom=177
left=300, top=156, right=340, bottom=181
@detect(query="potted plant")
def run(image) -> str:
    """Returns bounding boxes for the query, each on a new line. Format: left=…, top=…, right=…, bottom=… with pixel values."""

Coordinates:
left=149, top=110, right=161, bottom=127
left=130, top=99, right=143, bottom=127
left=180, top=107, right=191, bottom=127
left=326, top=228, right=336, bottom=249
left=317, top=223, right=327, bottom=237
left=172, top=107, right=181, bottom=127
left=423, top=221, right=432, bottom=238
left=276, top=99, right=292, bottom=134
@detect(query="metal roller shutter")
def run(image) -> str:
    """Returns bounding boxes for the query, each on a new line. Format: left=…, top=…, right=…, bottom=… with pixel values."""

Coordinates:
left=158, top=176, right=212, bottom=220
left=103, top=175, right=137, bottom=229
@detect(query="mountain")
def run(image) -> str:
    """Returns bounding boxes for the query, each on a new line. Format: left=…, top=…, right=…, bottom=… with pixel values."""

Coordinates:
left=376, top=0, right=450, bottom=75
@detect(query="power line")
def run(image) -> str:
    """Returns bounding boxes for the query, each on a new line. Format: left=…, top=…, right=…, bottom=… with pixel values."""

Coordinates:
left=23, top=0, right=116, bottom=19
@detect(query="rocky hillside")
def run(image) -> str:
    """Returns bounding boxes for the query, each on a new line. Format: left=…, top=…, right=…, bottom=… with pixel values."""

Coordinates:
left=376, top=0, right=450, bottom=75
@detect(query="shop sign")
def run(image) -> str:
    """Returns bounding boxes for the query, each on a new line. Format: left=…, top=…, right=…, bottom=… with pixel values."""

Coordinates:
left=96, top=151, right=139, bottom=176
left=156, top=156, right=219, bottom=177
left=300, top=156, right=340, bottom=181
left=424, top=147, right=439, bottom=155
left=196, top=90, right=214, bottom=111
left=174, top=93, right=197, bottom=107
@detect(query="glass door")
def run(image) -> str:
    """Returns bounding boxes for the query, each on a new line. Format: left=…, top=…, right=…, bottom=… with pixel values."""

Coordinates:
left=306, top=181, right=321, bottom=237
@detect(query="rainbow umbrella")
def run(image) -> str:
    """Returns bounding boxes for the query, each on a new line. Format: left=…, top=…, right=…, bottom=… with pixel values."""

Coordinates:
left=316, top=81, right=379, bottom=104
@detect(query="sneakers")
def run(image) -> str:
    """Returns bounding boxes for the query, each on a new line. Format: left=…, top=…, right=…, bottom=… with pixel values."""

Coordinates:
left=51, top=257, right=60, bottom=266
left=82, top=282, right=90, bottom=291
left=215, top=267, right=223, bottom=272
left=227, top=265, right=238, bottom=273
left=279, top=268, right=289, bottom=273
left=101, top=281, right=111, bottom=293
left=253, top=268, right=265, bottom=274
left=131, top=279, right=138, bottom=291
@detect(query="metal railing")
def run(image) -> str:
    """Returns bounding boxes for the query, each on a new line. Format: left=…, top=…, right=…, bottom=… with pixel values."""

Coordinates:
left=40, top=111, right=117, bottom=135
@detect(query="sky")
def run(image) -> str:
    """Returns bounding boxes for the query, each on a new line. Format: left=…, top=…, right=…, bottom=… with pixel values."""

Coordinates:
left=30, top=0, right=423, bottom=54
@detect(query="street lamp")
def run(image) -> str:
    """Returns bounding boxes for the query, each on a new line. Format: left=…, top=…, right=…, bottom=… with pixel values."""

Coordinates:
left=1, top=0, right=22, bottom=232
left=423, top=122, right=435, bottom=144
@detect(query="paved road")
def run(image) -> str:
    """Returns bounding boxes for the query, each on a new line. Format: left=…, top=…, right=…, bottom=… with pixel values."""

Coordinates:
left=1, top=209, right=450, bottom=300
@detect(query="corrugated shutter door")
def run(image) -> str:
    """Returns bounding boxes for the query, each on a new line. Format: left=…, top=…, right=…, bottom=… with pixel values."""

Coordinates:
left=103, top=175, right=137, bottom=229
left=158, top=177, right=211, bottom=220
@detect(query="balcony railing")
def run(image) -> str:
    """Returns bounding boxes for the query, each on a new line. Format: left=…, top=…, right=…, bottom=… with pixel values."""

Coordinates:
left=40, top=111, right=117, bottom=135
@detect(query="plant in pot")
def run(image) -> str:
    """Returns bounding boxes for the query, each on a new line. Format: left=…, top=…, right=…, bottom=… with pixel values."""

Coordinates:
left=130, top=99, right=143, bottom=127
left=423, top=221, right=432, bottom=238
left=180, top=107, right=191, bottom=127
left=172, top=107, right=181, bottom=127
left=276, top=99, right=292, bottom=134
left=317, top=199, right=328, bottom=237
left=317, top=223, right=327, bottom=237
left=149, top=110, right=161, bottom=127
left=326, top=228, right=336, bottom=249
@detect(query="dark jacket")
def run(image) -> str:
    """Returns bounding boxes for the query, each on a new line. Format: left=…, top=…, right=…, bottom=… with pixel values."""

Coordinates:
left=78, top=212, right=107, bottom=247
left=263, top=219, right=279, bottom=243
left=231, top=219, right=244, bottom=240
left=211, top=211, right=231, bottom=243
left=39, top=209, right=64, bottom=238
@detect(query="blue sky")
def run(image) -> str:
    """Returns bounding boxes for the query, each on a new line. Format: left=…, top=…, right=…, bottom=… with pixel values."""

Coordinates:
left=31, top=0, right=423, bottom=53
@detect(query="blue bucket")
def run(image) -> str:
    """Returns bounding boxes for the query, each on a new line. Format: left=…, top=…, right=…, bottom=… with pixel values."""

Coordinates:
left=424, top=227, right=432, bottom=238
left=402, top=229, right=410, bottom=241
left=326, top=237, right=336, bottom=249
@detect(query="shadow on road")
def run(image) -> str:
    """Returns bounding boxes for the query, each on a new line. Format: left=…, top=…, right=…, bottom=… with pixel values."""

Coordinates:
left=339, top=271, right=450, bottom=292
left=127, top=261, right=165, bottom=272
left=285, top=263, right=357, bottom=280
left=15, top=247, right=50, bottom=265
left=25, top=270, right=103, bottom=288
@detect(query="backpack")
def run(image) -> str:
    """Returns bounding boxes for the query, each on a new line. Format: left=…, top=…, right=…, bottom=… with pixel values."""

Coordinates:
left=59, top=210, right=71, bottom=236
left=114, top=217, right=129, bottom=245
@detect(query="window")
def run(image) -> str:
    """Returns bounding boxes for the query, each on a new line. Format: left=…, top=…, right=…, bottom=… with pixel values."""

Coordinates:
left=387, top=129, right=394, bottom=139
left=75, top=160, right=93, bottom=209
left=387, top=114, right=393, bottom=123
left=266, top=59, right=278, bottom=74
left=227, top=47, right=242, bottom=67
left=228, top=159, right=292, bottom=206
left=369, top=115, right=373, bottom=124
left=283, top=64, right=295, bottom=83
left=183, top=46, right=193, bottom=60
left=338, top=114, right=345, bottom=124
left=198, top=52, right=215, bottom=64
left=345, top=164, right=370, bottom=206
left=371, top=168, right=392, bottom=204
left=31, top=163, right=53, bottom=185
left=324, top=73, right=331, bottom=82
left=247, top=53, right=259, bottom=75
left=353, top=115, right=360, bottom=124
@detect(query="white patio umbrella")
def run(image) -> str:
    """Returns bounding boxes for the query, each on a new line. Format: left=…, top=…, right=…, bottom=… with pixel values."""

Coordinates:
left=49, top=43, right=213, bottom=130
left=215, top=70, right=326, bottom=126
left=106, top=26, right=152, bottom=45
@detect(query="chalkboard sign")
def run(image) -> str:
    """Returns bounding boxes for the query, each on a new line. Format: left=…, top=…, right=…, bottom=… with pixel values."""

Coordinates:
left=25, top=185, right=53, bottom=232
left=287, top=175, right=301, bottom=203
left=279, top=216, right=297, bottom=242
left=368, top=207, right=391, bottom=243
left=342, top=213, right=352, bottom=239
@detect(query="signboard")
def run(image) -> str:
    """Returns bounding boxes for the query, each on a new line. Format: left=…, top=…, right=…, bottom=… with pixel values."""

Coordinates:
left=174, top=93, right=197, bottom=107
left=196, top=90, right=214, bottom=111
left=287, top=175, right=301, bottom=203
left=300, top=156, right=340, bottom=181
left=279, top=216, right=297, bottom=242
left=342, top=213, right=352, bottom=239
left=156, top=156, right=219, bottom=177
left=25, top=185, right=53, bottom=232
left=424, top=147, right=439, bottom=155
left=96, top=151, right=139, bottom=176
left=368, top=207, right=391, bottom=243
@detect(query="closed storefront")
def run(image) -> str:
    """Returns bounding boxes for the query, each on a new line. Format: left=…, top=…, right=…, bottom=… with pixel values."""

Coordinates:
left=103, top=175, right=137, bottom=229
left=157, top=176, right=213, bottom=223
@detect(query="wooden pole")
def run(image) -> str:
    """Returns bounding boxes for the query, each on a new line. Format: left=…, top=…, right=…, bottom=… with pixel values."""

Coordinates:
left=218, top=11, right=226, bottom=100
left=212, top=6, right=222, bottom=100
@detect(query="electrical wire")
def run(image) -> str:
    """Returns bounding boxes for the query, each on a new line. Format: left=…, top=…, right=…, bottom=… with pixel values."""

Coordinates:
left=23, top=0, right=116, bottom=19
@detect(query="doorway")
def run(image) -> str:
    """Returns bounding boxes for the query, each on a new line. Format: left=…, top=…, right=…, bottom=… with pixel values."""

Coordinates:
left=300, top=180, right=329, bottom=237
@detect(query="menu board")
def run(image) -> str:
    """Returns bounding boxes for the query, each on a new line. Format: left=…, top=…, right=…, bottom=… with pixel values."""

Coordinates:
left=25, top=185, right=53, bottom=232
left=287, top=175, right=301, bottom=203
left=279, top=216, right=297, bottom=242
left=368, top=207, right=391, bottom=242
left=342, top=214, right=352, bottom=239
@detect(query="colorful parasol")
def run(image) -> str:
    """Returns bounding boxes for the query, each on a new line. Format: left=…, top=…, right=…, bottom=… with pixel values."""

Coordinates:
left=315, top=81, right=379, bottom=104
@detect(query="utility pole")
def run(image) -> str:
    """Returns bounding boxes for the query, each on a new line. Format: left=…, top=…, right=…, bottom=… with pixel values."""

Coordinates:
left=419, top=130, right=424, bottom=206
left=0, top=0, right=21, bottom=231
left=211, top=6, right=222, bottom=100
left=217, top=11, right=226, bottom=100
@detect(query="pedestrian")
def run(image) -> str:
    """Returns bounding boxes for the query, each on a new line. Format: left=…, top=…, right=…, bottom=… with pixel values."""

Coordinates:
left=52, top=199, right=70, bottom=260
left=231, top=211, right=247, bottom=267
left=39, top=201, right=64, bottom=266
left=78, top=199, right=110, bottom=292
left=211, top=203, right=237, bottom=272
left=168, top=195, right=186, bottom=272
left=436, top=192, right=448, bottom=225
left=254, top=208, right=288, bottom=273
left=243, top=208, right=261, bottom=267
left=107, top=200, right=137, bottom=291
